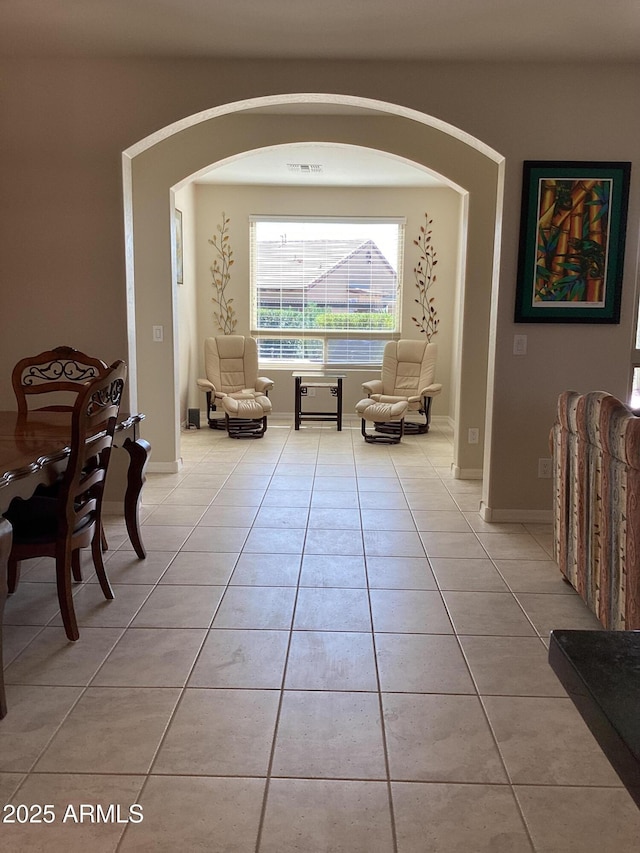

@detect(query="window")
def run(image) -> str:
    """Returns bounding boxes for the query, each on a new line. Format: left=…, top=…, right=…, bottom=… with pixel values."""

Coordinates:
left=250, top=216, right=404, bottom=366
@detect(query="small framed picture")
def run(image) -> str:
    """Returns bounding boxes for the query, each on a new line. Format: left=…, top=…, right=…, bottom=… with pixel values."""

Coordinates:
left=515, top=161, right=631, bottom=323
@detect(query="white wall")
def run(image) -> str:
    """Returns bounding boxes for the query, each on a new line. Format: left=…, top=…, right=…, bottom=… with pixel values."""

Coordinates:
left=191, top=183, right=461, bottom=417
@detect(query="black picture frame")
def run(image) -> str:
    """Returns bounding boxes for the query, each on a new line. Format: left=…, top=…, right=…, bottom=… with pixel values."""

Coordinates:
left=515, top=160, right=631, bottom=323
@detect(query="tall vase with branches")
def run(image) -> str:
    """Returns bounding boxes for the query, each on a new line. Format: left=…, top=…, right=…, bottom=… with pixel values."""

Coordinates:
left=209, top=212, right=237, bottom=334
left=412, top=213, right=439, bottom=340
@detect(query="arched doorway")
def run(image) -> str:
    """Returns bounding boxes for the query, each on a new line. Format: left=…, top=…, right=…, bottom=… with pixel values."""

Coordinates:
left=123, top=94, right=503, bottom=498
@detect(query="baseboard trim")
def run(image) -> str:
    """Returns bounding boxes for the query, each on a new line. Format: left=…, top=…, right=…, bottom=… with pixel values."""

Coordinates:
left=480, top=501, right=553, bottom=524
left=431, top=415, right=453, bottom=428
left=451, top=466, right=483, bottom=480
left=148, top=460, right=183, bottom=474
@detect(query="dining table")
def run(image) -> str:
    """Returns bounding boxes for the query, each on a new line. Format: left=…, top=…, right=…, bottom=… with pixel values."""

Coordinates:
left=0, top=410, right=150, bottom=718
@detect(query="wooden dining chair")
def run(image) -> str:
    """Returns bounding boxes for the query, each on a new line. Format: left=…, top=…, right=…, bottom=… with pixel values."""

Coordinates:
left=12, top=345, right=112, bottom=570
left=3, top=361, right=127, bottom=641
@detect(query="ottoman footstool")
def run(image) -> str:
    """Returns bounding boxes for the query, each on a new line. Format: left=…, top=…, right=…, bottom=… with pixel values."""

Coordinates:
left=356, top=398, right=409, bottom=444
left=221, top=393, right=272, bottom=438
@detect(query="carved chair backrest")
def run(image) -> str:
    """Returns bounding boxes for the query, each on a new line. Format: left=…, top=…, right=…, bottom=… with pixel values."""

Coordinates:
left=12, top=346, right=109, bottom=414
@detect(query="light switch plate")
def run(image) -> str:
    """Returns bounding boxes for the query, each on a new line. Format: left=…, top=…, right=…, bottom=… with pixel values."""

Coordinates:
left=513, top=334, right=527, bottom=356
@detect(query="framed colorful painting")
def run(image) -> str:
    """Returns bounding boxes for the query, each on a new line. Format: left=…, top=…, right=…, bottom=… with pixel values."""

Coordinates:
left=515, top=161, right=631, bottom=323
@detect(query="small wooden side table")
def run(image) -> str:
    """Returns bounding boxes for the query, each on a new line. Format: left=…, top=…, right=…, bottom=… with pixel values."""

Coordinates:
left=293, top=372, right=345, bottom=431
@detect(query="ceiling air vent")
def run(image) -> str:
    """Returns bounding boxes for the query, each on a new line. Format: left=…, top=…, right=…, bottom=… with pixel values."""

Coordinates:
left=287, top=163, right=323, bottom=174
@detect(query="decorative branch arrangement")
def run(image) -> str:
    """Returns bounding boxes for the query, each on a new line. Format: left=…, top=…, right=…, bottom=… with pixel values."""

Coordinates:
left=209, top=212, right=237, bottom=334
left=411, top=213, right=439, bottom=340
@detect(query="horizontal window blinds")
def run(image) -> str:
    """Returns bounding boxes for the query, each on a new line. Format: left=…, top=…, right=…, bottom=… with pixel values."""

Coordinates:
left=250, top=217, right=404, bottom=366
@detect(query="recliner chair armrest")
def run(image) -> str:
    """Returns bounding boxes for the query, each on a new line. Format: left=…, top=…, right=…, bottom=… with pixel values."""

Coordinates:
left=419, top=383, right=443, bottom=398
left=197, top=378, right=216, bottom=393
left=377, top=394, right=416, bottom=405
left=362, top=379, right=384, bottom=395
left=256, top=377, right=274, bottom=393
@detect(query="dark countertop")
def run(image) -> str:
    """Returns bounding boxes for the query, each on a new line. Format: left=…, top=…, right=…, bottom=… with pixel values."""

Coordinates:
left=549, top=629, right=640, bottom=808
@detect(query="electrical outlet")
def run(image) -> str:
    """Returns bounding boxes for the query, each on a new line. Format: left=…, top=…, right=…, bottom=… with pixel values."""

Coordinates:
left=152, top=325, right=164, bottom=342
left=468, top=428, right=479, bottom=444
left=538, top=458, right=552, bottom=478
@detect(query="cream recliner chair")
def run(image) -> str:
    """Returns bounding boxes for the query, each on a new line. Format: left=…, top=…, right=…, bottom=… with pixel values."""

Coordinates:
left=196, top=336, right=274, bottom=438
left=361, top=339, right=442, bottom=435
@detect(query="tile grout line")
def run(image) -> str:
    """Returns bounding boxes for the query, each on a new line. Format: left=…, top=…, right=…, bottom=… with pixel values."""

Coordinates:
left=241, top=429, right=312, bottom=853
left=357, top=446, right=400, bottom=853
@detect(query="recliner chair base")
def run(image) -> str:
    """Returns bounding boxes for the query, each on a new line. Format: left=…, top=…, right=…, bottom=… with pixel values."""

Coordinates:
left=374, top=419, right=429, bottom=436
left=225, top=415, right=267, bottom=439
left=361, top=418, right=404, bottom=444
left=207, top=416, right=227, bottom=430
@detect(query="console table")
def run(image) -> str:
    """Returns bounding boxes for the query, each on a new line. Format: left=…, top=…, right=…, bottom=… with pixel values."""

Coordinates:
left=293, top=372, right=345, bottom=431
left=549, top=629, right=640, bottom=808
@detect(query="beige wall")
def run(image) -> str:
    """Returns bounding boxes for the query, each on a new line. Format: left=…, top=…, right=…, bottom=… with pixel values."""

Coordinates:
left=191, top=183, right=461, bottom=418
left=1, top=58, right=638, bottom=518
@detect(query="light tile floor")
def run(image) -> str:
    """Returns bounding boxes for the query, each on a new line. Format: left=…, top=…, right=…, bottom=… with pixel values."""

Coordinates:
left=2, top=417, right=640, bottom=852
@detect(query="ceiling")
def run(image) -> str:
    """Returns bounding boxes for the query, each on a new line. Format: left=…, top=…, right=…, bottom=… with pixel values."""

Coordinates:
left=195, top=143, right=445, bottom=189
left=2, top=0, right=639, bottom=62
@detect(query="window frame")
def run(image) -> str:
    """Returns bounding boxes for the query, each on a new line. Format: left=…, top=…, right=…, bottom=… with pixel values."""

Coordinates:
left=250, top=214, right=405, bottom=369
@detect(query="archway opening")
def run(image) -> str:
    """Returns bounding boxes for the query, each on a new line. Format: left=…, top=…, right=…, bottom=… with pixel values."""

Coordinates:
left=123, top=94, right=504, bottom=496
